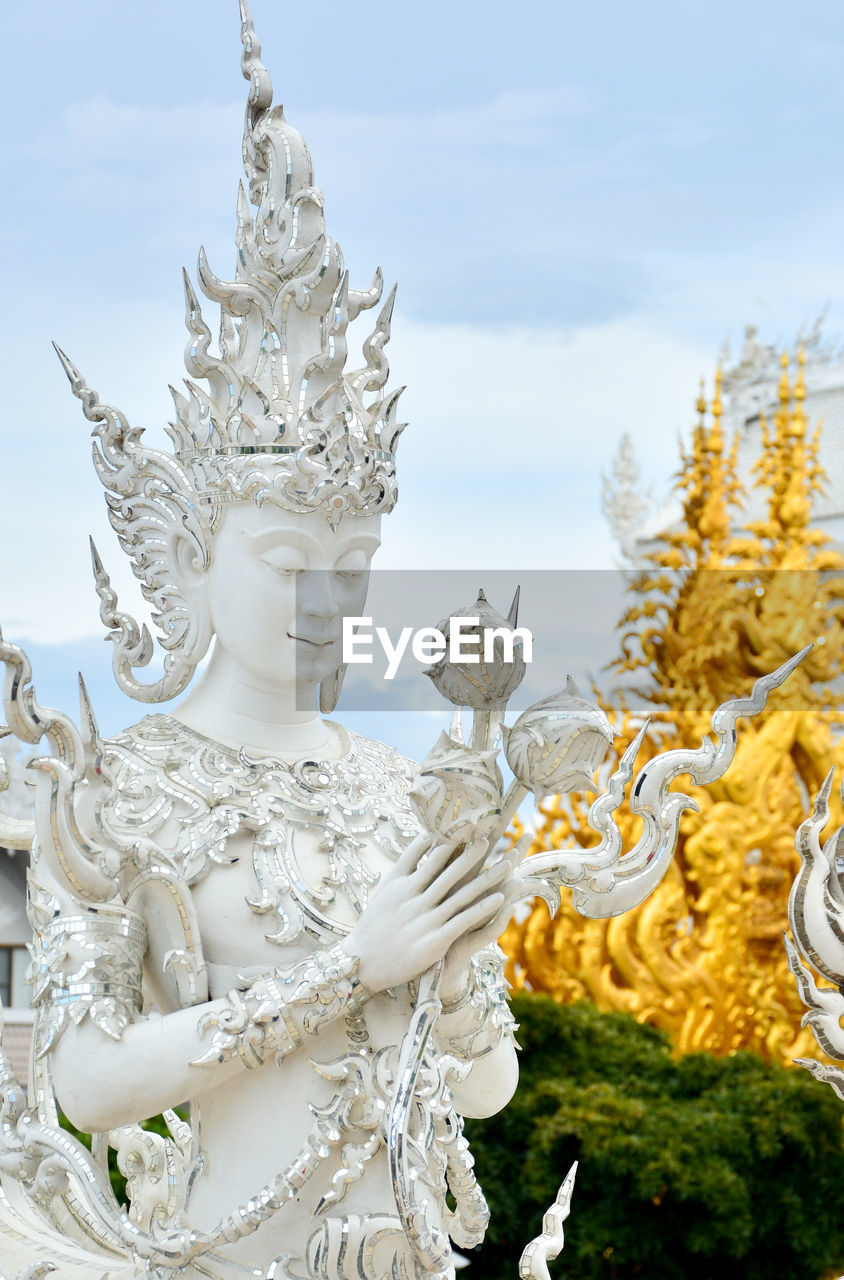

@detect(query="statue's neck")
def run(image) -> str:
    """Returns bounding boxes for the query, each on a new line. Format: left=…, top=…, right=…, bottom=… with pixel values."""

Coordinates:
left=171, top=646, right=339, bottom=759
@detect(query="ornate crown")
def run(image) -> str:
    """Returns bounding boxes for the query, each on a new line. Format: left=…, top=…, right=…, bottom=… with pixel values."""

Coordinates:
left=53, top=1, right=405, bottom=702
left=63, top=1, right=403, bottom=524
left=166, top=2, right=404, bottom=522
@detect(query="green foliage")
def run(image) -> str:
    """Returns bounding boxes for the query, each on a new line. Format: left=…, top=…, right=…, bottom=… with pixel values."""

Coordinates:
left=55, top=1000, right=844, bottom=1278
left=465, top=995, right=844, bottom=1280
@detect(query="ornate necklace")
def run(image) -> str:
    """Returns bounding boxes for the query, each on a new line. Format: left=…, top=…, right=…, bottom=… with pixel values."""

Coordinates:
left=99, top=714, right=424, bottom=944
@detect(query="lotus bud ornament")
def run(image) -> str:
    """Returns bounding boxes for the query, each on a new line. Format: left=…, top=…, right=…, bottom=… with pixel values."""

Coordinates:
left=425, top=588, right=526, bottom=710
left=409, top=731, right=504, bottom=841
left=504, top=677, right=614, bottom=799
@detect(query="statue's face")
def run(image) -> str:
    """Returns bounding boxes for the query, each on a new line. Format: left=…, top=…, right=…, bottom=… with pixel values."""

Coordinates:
left=198, top=503, right=381, bottom=694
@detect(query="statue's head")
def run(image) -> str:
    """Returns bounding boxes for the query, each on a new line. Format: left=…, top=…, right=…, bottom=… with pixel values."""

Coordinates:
left=173, top=503, right=381, bottom=711
left=56, top=3, right=404, bottom=708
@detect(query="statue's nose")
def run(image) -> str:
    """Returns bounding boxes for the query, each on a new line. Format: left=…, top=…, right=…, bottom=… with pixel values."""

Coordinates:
left=297, top=570, right=339, bottom=625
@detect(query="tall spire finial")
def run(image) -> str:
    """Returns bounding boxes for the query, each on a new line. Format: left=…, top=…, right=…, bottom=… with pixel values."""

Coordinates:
left=778, top=349, right=791, bottom=408
left=710, top=365, right=724, bottom=452
left=239, top=0, right=276, bottom=197
left=795, top=345, right=807, bottom=405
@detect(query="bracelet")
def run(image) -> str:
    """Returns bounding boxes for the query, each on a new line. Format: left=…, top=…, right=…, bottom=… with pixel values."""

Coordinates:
left=437, top=946, right=517, bottom=1061
left=191, top=944, right=371, bottom=1070
left=291, top=944, right=373, bottom=1033
left=439, top=972, right=474, bottom=1015
left=346, top=972, right=371, bottom=1018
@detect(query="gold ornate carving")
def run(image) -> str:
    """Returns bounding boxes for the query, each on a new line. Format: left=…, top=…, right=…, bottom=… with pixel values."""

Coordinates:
left=502, top=352, right=844, bottom=1063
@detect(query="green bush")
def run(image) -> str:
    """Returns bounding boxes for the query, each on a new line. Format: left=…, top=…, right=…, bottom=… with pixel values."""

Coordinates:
left=57, top=998, right=844, bottom=1277
left=464, top=995, right=844, bottom=1280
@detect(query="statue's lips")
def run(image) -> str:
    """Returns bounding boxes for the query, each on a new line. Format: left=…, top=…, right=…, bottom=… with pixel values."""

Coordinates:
left=287, top=633, right=335, bottom=648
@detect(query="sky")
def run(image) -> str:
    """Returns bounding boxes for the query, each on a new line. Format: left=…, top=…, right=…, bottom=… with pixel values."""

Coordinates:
left=2, top=0, right=844, bottom=747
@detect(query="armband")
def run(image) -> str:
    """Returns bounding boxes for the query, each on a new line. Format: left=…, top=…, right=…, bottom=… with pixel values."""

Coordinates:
left=28, top=884, right=147, bottom=1058
left=191, top=944, right=371, bottom=1070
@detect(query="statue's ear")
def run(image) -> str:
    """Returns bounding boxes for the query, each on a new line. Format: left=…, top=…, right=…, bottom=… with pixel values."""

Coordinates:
left=168, top=524, right=209, bottom=593
left=165, top=524, right=214, bottom=665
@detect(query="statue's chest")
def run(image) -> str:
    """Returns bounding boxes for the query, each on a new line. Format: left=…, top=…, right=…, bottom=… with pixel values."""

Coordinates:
left=190, top=823, right=403, bottom=967
left=99, top=716, right=424, bottom=951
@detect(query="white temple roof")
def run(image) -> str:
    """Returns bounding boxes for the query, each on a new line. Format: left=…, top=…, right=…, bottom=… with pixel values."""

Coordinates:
left=626, top=322, right=844, bottom=559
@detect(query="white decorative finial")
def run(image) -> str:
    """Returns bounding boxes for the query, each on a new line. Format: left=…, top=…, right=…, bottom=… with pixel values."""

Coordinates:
left=519, top=1162, right=578, bottom=1280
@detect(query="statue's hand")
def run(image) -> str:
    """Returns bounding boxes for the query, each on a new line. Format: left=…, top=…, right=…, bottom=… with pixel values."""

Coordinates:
left=344, top=833, right=510, bottom=995
left=440, top=836, right=530, bottom=1002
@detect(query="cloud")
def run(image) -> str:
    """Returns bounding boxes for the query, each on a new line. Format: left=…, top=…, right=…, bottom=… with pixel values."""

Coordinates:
left=13, top=86, right=591, bottom=220
left=15, top=96, right=242, bottom=201
left=8, top=82, right=842, bottom=342
left=6, top=88, right=715, bottom=330
left=3, top=76, right=841, bottom=641
left=0, top=303, right=710, bottom=643
left=302, top=85, right=594, bottom=154
left=387, top=314, right=711, bottom=489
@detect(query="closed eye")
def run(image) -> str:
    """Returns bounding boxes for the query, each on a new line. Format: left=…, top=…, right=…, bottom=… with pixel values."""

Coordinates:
left=260, top=548, right=307, bottom=577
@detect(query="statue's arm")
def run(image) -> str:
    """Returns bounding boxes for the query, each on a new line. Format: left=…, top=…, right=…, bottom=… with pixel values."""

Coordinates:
left=50, top=995, right=247, bottom=1133
left=27, top=869, right=233, bottom=1131
left=49, top=832, right=511, bottom=1133
left=420, top=846, right=525, bottom=1119
left=32, top=864, right=367, bottom=1132
left=49, top=941, right=371, bottom=1132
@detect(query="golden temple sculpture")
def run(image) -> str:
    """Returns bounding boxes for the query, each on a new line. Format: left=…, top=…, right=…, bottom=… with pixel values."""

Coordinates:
left=502, top=351, right=844, bottom=1063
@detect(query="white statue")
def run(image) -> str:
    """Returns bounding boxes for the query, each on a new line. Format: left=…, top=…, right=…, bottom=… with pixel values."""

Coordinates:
left=785, top=773, right=844, bottom=1099
left=0, top=6, right=805, bottom=1278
